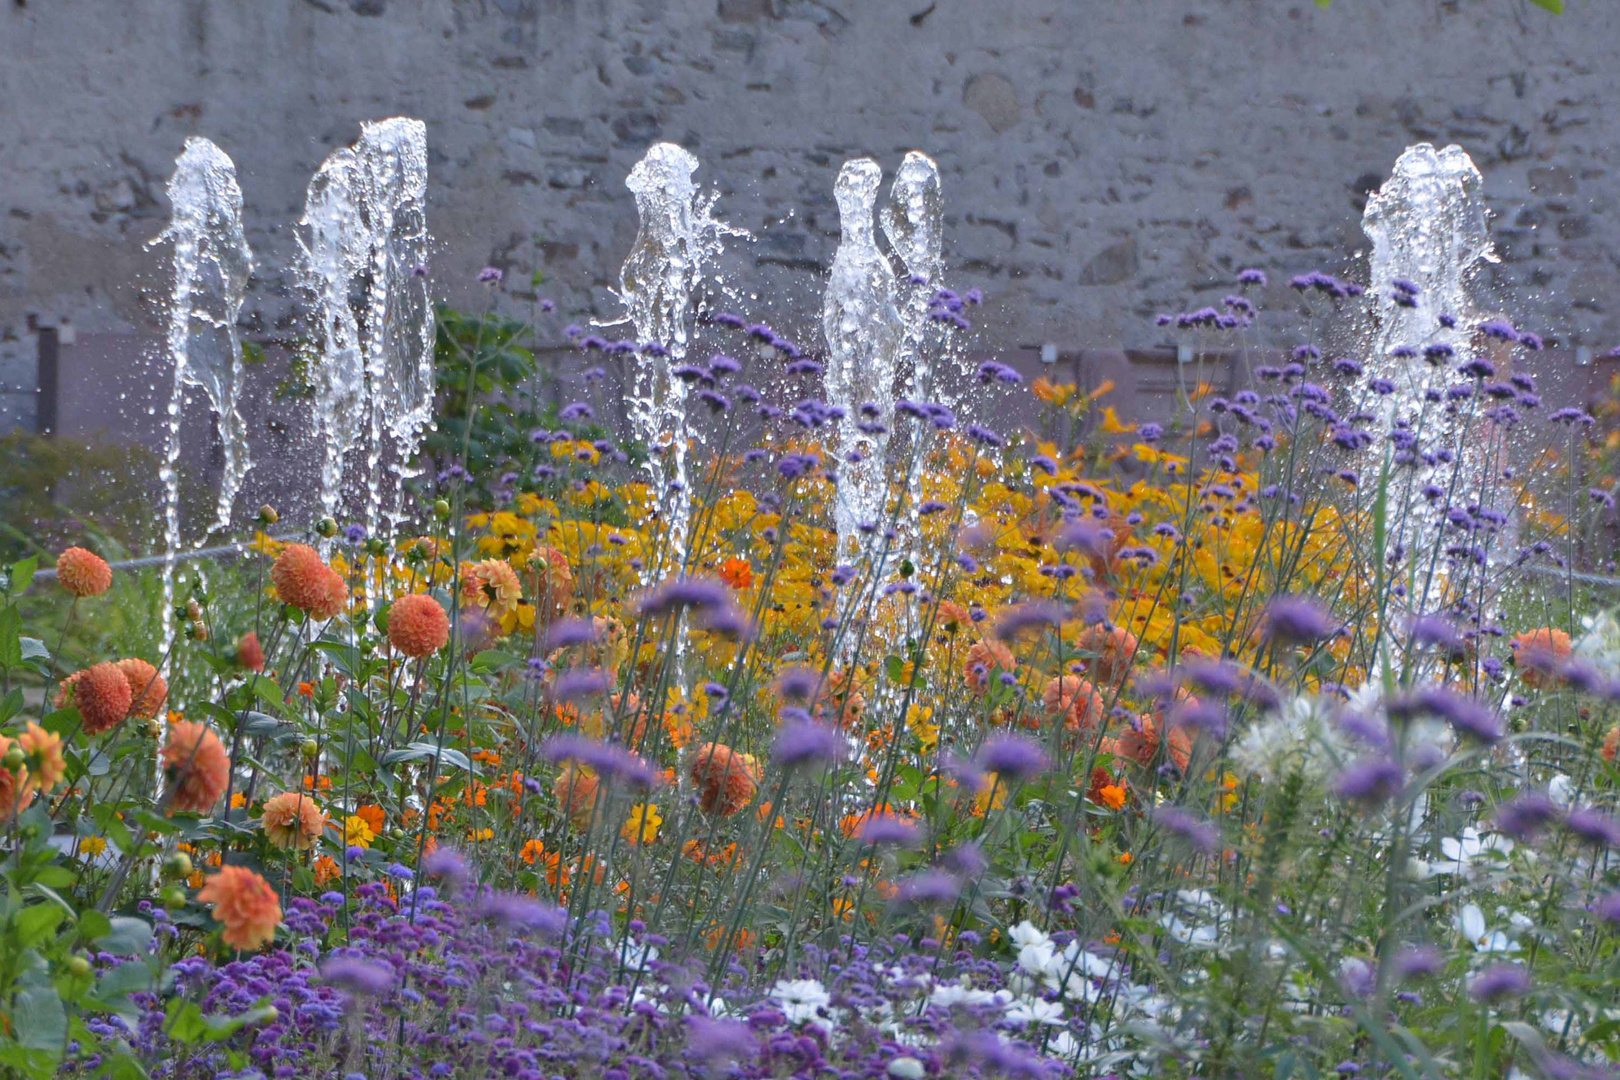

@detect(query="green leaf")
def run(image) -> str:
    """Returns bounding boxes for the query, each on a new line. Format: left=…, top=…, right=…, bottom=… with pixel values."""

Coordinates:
left=0, top=606, right=21, bottom=668
left=14, top=903, right=65, bottom=948
left=14, top=977, right=67, bottom=1052
left=9, top=555, right=39, bottom=596
left=1527, top=0, right=1563, bottom=10
left=19, top=637, right=49, bottom=664
left=101, top=916, right=154, bottom=956
left=381, top=741, right=475, bottom=773
left=77, top=909, right=112, bottom=942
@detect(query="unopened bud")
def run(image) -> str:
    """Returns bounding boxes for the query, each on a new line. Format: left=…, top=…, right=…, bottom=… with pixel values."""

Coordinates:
left=67, top=955, right=92, bottom=977
left=257, top=504, right=279, bottom=526
left=300, top=738, right=320, bottom=761
left=316, top=517, right=339, bottom=539
left=163, top=886, right=187, bottom=911
left=433, top=499, right=451, bottom=520
left=185, top=599, right=203, bottom=621
left=2, top=746, right=24, bottom=771
left=189, top=620, right=209, bottom=642
left=164, top=852, right=193, bottom=879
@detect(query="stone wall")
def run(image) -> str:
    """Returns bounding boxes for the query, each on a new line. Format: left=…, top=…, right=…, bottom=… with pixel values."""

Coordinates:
left=3, top=0, right=1620, bottom=430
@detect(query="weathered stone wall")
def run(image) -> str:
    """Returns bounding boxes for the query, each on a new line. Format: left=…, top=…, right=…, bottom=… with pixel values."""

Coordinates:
left=3, top=0, right=1620, bottom=432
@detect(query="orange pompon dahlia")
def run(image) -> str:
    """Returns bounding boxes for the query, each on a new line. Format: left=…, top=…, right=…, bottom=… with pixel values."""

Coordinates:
left=1509, top=628, right=1572, bottom=689
left=387, top=594, right=450, bottom=658
left=0, top=734, right=33, bottom=821
left=196, top=864, right=282, bottom=950
left=1042, top=675, right=1105, bottom=733
left=1602, top=725, right=1617, bottom=764
left=56, top=546, right=112, bottom=597
left=18, top=721, right=65, bottom=795
left=554, top=765, right=600, bottom=829
left=270, top=544, right=337, bottom=613
left=1076, top=624, right=1139, bottom=689
left=963, top=638, right=1016, bottom=695
left=236, top=631, right=265, bottom=672
left=55, top=662, right=135, bottom=735
left=688, top=742, right=761, bottom=816
left=162, top=720, right=231, bottom=814
left=115, top=658, right=169, bottom=719
left=525, top=546, right=575, bottom=620
left=260, top=792, right=328, bottom=851
left=461, top=558, right=522, bottom=620
left=309, top=569, right=350, bottom=621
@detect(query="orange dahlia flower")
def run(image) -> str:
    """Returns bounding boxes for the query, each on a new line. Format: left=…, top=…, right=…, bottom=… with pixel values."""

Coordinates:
left=260, top=792, right=328, bottom=851
left=0, top=734, right=33, bottom=821
left=18, top=721, right=65, bottom=795
left=461, top=558, right=522, bottom=620
left=963, top=639, right=1016, bottom=695
left=271, top=544, right=335, bottom=612
left=1076, top=624, right=1139, bottom=689
left=196, top=864, right=282, bottom=950
left=1602, top=725, right=1617, bottom=764
left=388, top=594, right=450, bottom=657
left=1509, top=628, right=1572, bottom=689
left=56, top=546, right=112, bottom=597
left=1042, top=675, right=1104, bottom=733
left=688, top=742, right=761, bottom=816
left=162, top=720, right=231, bottom=814
left=525, top=546, right=575, bottom=620
left=236, top=631, right=265, bottom=672
left=56, top=662, right=134, bottom=735
left=115, top=658, right=168, bottom=719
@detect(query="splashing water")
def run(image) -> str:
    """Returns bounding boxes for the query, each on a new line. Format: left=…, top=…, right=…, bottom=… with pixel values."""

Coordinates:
left=824, top=159, right=903, bottom=565
left=149, top=137, right=254, bottom=656
left=617, top=143, right=732, bottom=576
left=881, top=151, right=944, bottom=403
left=300, top=118, right=434, bottom=534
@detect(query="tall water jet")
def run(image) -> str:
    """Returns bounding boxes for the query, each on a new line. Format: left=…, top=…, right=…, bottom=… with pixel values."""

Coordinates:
left=880, top=151, right=944, bottom=403
left=299, top=146, right=367, bottom=520
left=1361, top=143, right=1504, bottom=606
left=617, top=143, right=730, bottom=576
left=299, top=118, right=433, bottom=534
left=823, top=159, right=903, bottom=566
left=1363, top=143, right=1492, bottom=365
left=150, top=137, right=254, bottom=653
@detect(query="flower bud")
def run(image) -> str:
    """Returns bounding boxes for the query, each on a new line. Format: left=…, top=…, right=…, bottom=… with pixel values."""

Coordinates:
left=257, top=504, right=279, bottom=526
left=433, top=499, right=451, bottom=520
left=301, top=738, right=320, bottom=761
left=185, top=598, right=203, bottom=621
left=164, top=852, right=194, bottom=879
left=163, top=886, right=187, bottom=911
left=2, top=746, right=24, bottom=771
left=66, top=955, right=92, bottom=977
left=316, top=517, right=339, bottom=539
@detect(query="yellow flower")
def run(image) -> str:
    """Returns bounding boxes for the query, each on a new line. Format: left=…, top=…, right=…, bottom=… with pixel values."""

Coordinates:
left=344, top=814, right=376, bottom=849
left=80, top=836, right=107, bottom=858
left=906, top=704, right=939, bottom=751
left=621, top=803, right=662, bottom=845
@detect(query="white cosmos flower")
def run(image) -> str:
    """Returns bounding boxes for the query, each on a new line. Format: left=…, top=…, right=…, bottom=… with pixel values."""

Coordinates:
left=771, top=978, right=832, bottom=1027
left=1008, top=920, right=1049, bottom=948
left=1005, top=997, right=1066, bottom=1026
left=1420, top=828, right=1514, bottom=877
left=1456, top=903, right=1518, bottom=953
left=929, top=979, right=1012, bottom=1010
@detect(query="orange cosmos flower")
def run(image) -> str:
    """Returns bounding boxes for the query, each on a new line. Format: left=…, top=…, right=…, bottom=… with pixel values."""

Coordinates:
left=718, top=557, right=753, bottom=590
left=387, top=594, right=450, bottom=657
left=115, top=658, right=168, bottom=719
left=554, top=766, right=600, bottom=829
left=313, top=855, right=340, bottom=885
left=56, top=546, right=112, bottom=597
left=688, top=742, right=761, bottom=816
left=56, top=662, right=134, bottom=735
left=1602, top=726, right=1617, bottom=763
left=18, top=721, right=65, bottom=795
left=260, top=792, right=327, bottom=851
left=196, top=865, right=282, bottom=950
left=1509, top=628, right=1572, bottom=689
left=162, top=720, right=231, bottom=814
left=520, top=838, right=545, bottom=865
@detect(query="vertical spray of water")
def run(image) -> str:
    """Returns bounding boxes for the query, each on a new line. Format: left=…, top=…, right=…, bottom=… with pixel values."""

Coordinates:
left=823, top=159, right=903, bottom=565
left=300, top=147, right=367, bottom=520
left=617, top=143, right=731, bottom=576
left=880, top=151, right=944, bottom=402
left=299, top=118, right=433, bottom=535
left=1361, top=143, right=1500, bottom=606
left=150, top=136, right=255, bottom=656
